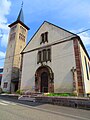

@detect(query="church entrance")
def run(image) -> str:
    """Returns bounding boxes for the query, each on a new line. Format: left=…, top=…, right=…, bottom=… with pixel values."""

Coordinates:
left=35, top=65, right=54, bottom=93
left=41, top=72, right=48, bottom=92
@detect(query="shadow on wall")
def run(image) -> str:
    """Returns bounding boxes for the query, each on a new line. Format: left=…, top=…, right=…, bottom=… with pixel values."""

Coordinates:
left=21, top=75, right=35, bottom=92
left=11, top=67, right=19, bottom=79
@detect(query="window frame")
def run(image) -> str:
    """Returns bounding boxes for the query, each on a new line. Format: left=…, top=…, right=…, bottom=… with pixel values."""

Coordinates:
left=3, top=82, right=8, bottom=88
left=43, top=49, right=47, bottom=62
left=40, top=32, right=48, bottom=44
left=37, top=47, right=51, bottom=64
left=47, top=48, right=51, bottom=62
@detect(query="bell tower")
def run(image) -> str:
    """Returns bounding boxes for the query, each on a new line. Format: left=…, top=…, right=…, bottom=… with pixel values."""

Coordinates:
left=1, top=6, right=29, bottom=93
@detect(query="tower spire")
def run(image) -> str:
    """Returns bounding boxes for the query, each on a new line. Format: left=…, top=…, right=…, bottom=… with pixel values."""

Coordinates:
left=8, top=2, right=29, bottom=30
left=17, top=2, right=24, bottom=23
left=21, top=1, right=23, bottom=8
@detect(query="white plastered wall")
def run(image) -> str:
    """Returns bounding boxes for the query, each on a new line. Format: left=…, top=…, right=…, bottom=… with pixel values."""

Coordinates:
left=52, top=41, right=76, bottom=93
left=21, top=40, right=76, bottom=93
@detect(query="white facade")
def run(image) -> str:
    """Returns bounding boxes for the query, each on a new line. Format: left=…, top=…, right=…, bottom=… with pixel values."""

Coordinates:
left=21, top=41, right=76, bottom=92
left=20, top=21, right=90, bottom=96
left=21, top=21, right=77, bottom=93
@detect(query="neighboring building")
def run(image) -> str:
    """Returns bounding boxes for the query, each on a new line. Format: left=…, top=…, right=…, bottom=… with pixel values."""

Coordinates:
left=0, top=68, right=3, bottom=87
left=20, top=21, right=90, bottom=96
left=1, top=7, right=29, bottom=93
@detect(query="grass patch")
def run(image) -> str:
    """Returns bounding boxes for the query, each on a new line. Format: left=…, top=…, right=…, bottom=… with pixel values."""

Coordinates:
left=47, top=93, right=76, bottom=96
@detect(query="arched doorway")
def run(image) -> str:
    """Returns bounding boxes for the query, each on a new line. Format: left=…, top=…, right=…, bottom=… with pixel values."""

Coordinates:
left=35, top=65, right=54, bottom=93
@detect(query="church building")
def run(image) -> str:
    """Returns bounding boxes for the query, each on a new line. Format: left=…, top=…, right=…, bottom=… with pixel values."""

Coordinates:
left=20, top=21, right=90, bottom=96
left=1, top=7, right=90, bottom=96
left=1, top=7, right=29, bottom=93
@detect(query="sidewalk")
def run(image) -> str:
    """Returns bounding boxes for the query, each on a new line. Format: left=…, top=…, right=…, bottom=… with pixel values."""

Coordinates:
left=0, top=94, right=90, bottom=110
left=0, top=94, right=90, bottom=120
left=0, top=94, right=44, bottom=107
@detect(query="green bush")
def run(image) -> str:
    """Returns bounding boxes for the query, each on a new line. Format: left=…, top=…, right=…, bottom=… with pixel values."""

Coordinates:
left=16, top=89, right=21, bottom=94
left=16, top=89, right=23, bottom=95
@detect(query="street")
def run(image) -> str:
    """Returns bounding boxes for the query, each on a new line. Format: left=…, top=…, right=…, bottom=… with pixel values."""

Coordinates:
left=0, top=98, right=90, bottom=120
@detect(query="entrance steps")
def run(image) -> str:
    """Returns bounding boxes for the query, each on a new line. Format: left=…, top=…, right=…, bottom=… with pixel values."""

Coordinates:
left=18, top=93, right=43, bottom=102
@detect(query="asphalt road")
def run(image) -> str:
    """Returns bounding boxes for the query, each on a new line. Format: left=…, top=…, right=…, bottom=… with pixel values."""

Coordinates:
left=0, top=98, right=90, bottom=120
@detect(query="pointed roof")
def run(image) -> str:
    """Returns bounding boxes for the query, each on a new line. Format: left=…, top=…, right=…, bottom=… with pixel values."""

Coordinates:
left=17, top=8, right=24, bottom=23
left=8, top=7, right=29, bottom=30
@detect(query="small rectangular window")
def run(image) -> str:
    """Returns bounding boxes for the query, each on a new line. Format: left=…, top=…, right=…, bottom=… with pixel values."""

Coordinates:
left=84, top=56, right=89, bottom=80
left=47, top=49, right=51, bottom=61
left=45, top=32, right=48, bottom=42
left=41, top=32, right=48, bottom=44
left=43, top=49, right=47, bottom=62
left=37, top=51, right=42, bottom=63
left=3, top=82, right=8, bottom=88
left=41, top=34, right=44, bottom=43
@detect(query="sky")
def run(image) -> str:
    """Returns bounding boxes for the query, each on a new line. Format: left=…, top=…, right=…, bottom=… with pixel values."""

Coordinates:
left=0, top=0, right=90, bottom=68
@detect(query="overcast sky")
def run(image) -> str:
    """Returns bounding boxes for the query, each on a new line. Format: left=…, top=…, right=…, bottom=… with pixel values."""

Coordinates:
left=0, top=0, right=90, bottom=67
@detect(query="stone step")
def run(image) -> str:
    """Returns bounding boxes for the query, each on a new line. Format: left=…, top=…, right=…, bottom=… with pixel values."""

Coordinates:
left=18, top=95, right=36, bottom=102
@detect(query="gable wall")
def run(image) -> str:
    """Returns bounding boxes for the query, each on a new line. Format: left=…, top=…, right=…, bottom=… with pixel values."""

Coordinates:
left=23, top=22, right=75, bottom=53
left=20, top=22, right=77, bottom=92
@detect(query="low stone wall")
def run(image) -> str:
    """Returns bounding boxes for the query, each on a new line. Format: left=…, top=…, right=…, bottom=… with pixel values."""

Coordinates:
left=35, top=96, right=90, bottom=109
left=0, top=94, right=19, bottom=99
